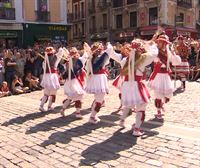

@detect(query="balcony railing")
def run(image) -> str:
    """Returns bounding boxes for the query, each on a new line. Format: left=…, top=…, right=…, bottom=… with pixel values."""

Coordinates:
left=0, top=7, right=15, bottom=20
left=113, top=0, right=123, bottom=8
left=97, top=0, right=109, bottom=10
left=177, top=0, right=192, bottom=8
left=127, top=0, right=137, bottom=5
left=35, top=11, right=50, bottom=22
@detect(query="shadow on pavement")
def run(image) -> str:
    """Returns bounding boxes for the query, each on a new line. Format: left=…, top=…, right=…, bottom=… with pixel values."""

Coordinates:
left=141, top=118, right=164, bottom=139
left=79, top=128, right=158, bottom=166
left=25, top=108, right=91, bottom=134
left=1, top=105, right=64, bottom=126
left=39, top=121, right=115, bottom=147
left=173, top=87, right=185, bottom=96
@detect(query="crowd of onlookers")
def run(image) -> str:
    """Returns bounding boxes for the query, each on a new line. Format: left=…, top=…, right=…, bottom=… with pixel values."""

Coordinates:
left=0, top=40, right=200, bottom=98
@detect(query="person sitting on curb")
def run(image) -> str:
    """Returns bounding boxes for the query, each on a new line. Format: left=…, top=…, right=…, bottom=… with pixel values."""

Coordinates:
left=0, top=81, right=12, bottom=97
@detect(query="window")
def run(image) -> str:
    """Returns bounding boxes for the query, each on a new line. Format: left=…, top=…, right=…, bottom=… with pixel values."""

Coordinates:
left=74, top=4, right=78, bottom=19
left=38, top=0, right=47, bottom=12
left=113, top=0, right=123, bottom=8
left=81, top=2, right=84, bottom=18
left=116, top=14, right=123, bottom=29
left=127, top=0, right=137, bottom=5
left=149, top=7, right=158, bottom=25
left=199, top=10, right=200, bottom=21
left=82, top=22, right=85, bottom=35
left=177, top=0, right=192, bottom=8
left=102, top=13, right=107, bottom=29
left=92, top=16, right=96, bottom=31
left=130, top=11, right=137, bottom=27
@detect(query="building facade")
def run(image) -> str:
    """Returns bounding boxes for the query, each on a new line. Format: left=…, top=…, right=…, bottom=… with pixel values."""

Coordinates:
left=23, top=0, right=68, bottom=47
left=0, top=0, right=23, bottom=48
left=85, top=0, right=198, bottom=43
left=67, top=0, right=86, bottom=46
left=0, top=0, right=69, bottom=48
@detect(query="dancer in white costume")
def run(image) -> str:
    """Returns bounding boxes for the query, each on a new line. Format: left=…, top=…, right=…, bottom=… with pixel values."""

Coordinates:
left=174, top=35, right=190, bottom=90
left=60, top=46, right=87, bottom=118
left=85, top=42, right=114, bottom=124
left=39, top=47, right=64, bottom=112
left=148, top=35, right=181, bottom=119
left=111, top=39, right=159, bottom=136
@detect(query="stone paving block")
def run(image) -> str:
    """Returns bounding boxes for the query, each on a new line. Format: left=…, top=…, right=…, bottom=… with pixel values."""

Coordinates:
left=145, top=153, right=160, bottom=160
left=49, top=152, right=63, bottom=159
left=58, top=156, right=73, bottom=163
left=146, top=159, right=163, bottom=167
left=10, top=157, right=24, bottom=165
left=18, top=161, right=37, bottom=168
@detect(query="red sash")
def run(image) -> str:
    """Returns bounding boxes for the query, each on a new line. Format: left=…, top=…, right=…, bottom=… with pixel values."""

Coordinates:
left=149, top=63, right=171, bottom=81
left=94, top=68, right=108, bottom=75
left=76, top=70, right=86, bottom=88
left=124, top=75, right=150, bottom=103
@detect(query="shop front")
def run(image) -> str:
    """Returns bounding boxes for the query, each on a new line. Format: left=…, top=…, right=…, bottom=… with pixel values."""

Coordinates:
left=23, top=23, right=69, bottom=47
left=0, top=23, right=23, bottom=48
left=139, top=25, right=198, bottom=41
left=113, top=31, right=135, bottom=43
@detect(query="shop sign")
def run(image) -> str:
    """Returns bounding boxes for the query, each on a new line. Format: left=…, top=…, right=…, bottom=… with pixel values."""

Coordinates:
left=119, top=32, right=134, bottom=38
left=177, top=31, right=191, bottom=36
left=140, top=30, right=156, bottom=36
left=0, top=32, right=17, bottom=37
left=48, top=26, right=67, bottom=31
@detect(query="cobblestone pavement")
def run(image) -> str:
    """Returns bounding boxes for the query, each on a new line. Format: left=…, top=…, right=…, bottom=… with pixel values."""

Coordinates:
left=0, top=80, right=200, bottom=168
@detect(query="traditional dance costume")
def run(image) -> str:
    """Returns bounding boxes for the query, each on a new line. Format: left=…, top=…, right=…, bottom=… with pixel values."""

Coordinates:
left=111, top=40, right=159, bottom=136
left=148, top=35, right=181, bottom=119
left=175, top=36, right=190, bottom=90
left=39, top=47, right=64, bottom=111
left=61, top=48, right=87, bottom=118
left=85, top=42, right=113, bottom=124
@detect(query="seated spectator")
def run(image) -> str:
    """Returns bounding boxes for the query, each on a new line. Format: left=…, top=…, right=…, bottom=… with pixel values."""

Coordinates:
left=191, top=63, right=200, bottom=81
left=11, top=75, right=29, bottom=94
left=24, top=72, right=41, bottom=91
left=0, top=81, right=11, bottom=97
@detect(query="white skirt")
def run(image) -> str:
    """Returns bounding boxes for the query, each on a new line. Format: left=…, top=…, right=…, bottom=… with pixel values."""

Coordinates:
left=41, top=73, right=60, bottom=90
left=175, top=61, right=190, bottom=74
left=86, top=74, right=109, bottom=94
left=148, top=73, right=173, bottom=98
left=121, top=81, right=150, bottom=108
left=64, top=78, right=85, bottom=100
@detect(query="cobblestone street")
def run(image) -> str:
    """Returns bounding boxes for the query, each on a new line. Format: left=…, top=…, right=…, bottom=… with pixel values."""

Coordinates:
left=0, top=81, right=200, bottom=168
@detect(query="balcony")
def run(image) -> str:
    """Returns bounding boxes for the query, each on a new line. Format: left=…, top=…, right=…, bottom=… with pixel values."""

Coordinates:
left=113, top=0, right=123, bottom=8
left=0, top=7, right=15, bottom=20
left=177, top=0, right=192, bottom=8
left=127, top=0, right=137, bottom=5
left=35, top=11, right=50, bottom=22
left=97, top=0, right=109, bottom=10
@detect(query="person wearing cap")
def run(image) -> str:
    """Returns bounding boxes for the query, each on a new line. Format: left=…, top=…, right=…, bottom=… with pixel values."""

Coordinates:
left=110, top=39, right=159, bottom=136
left=174, top=35, right=190, bottom=90
left=39, top=46, right=64, bottom=112
left=85, top=42, right=114, bottom=124
left=60, top=47, right=87, bottom=118
left=149, top=34, right=181, bottom=119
